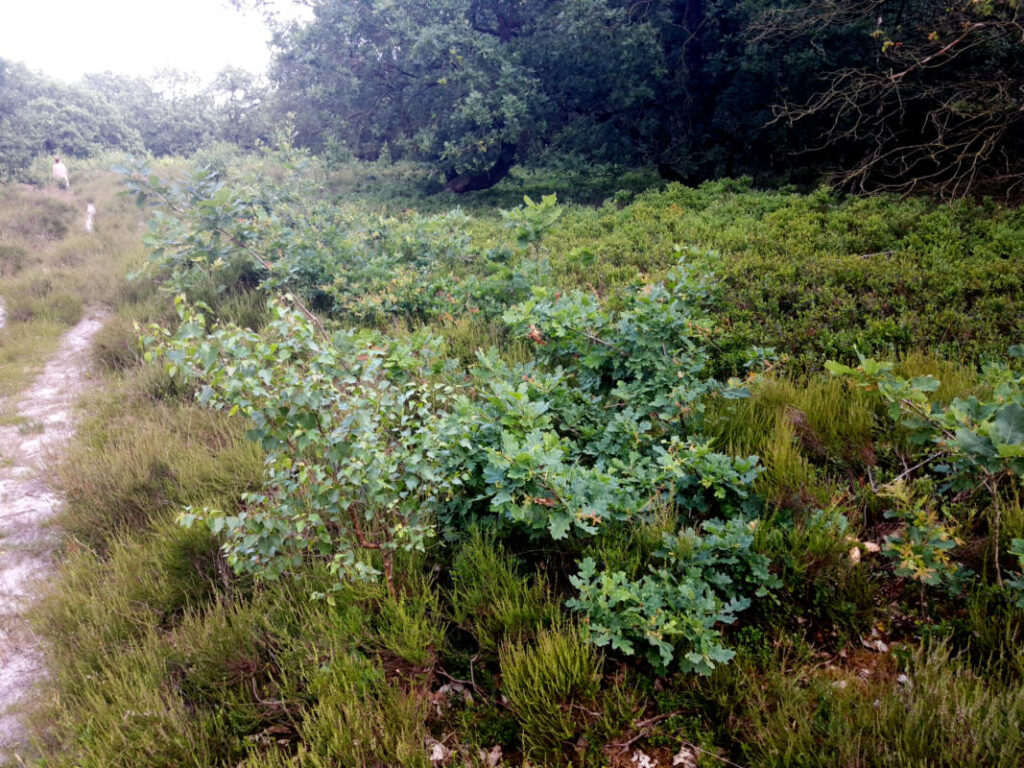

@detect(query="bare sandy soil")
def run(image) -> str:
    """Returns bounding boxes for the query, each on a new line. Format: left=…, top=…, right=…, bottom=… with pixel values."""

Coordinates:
left=0, top=305, right=108, bottom=760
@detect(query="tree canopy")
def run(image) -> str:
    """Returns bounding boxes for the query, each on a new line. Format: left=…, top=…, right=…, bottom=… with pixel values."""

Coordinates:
left=2, top=0, right=1020, bottom=196
left=0, top=59, right=143, bottom=180
left=267, top=0, right=1024, bottom=196
left=0, top=60, right=277, bottom=181
left=270, top=0, right=660, bottom=190
left=763, top=0, right=1024, bottom=197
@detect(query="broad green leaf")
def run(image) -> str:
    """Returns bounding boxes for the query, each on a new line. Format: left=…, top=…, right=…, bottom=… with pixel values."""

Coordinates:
left=990, top=404, right=1024, bottom=449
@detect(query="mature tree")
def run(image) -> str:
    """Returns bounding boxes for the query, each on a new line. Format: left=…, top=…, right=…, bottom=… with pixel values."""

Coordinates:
left=257, top=0, right=1023, bottom=196
left=79, top=69, right=221, bottom=156
left=269, top=0, right=658, bottom=190
left=0, top=59, right=143, bottom=180
left=146, top=69, right=220, bottom=155
left=757, top=0, right=1024, bottom=197
left=82, top=68, right=275, bottom=155
left=264, top=0, right=864, bottom=189
left=208, top=67, right=274, bottom=149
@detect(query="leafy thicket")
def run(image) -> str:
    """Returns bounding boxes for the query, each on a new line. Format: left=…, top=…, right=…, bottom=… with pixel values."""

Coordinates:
left=21, top=161, right=1024, bottom=768
left=269, top=0, right=657, bottom=183
left=539, top=182, right=1024, bottom=370
left=125, top=156, right=1024, bottom=669
left=145, top=247, right=771, bottom=671
left=128, top=157, right=1024, bottom=372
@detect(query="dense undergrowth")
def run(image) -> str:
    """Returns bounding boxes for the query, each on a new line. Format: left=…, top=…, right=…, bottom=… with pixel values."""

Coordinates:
left=14, top=156, right=1024, bottom=767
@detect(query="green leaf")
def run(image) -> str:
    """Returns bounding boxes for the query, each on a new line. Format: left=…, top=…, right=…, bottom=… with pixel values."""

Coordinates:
left=953, top=427, right=996, bottom=458
left=824, top=360, right=857, bottom=377
left=909, top=375, right=940, bottom=393
left=996, top=443, right=1024, bottom=459
left=548, top=512, right=572, bottom=540
left=577, top=557, right=597, bottom=580
left=990, top=404, right=1024, bottom=449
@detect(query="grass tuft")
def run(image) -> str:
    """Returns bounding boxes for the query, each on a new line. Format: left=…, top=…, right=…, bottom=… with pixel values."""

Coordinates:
left=450, top=531, right=561, bottom=656
left=500, top=624, right=603, bottom=760
left=55, top=384, right=262, bottom=551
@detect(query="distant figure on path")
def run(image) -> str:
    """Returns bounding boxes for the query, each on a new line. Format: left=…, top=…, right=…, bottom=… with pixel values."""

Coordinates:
left=52, top=157, right=70, bottom=189
left=84, top=202, right=96, bottom=232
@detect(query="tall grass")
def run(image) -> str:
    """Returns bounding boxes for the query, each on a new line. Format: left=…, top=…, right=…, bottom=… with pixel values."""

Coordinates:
left=0, top=170, right=146, bottom=395
left=54, top=384, right=262, bottom=551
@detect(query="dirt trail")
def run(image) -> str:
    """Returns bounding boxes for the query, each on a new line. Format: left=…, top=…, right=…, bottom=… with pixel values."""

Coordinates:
left=0, top=305, right=108, bottom=758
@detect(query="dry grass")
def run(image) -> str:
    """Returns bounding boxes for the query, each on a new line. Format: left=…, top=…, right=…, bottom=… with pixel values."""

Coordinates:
left=0, top=169, right=146, bottom=394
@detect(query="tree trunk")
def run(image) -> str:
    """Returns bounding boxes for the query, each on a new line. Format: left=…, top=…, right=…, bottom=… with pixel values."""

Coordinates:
left=444, top=143, right=516, bottom=193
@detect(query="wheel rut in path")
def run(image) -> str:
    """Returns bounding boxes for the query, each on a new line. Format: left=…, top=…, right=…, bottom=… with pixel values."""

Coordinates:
left=0, top=305, right=108, bottom=759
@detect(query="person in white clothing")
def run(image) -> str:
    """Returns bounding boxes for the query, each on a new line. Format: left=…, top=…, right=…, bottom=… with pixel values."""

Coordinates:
left=52, top=157, right=70, bottom=189
left=85, top=202, right=96, bottom=232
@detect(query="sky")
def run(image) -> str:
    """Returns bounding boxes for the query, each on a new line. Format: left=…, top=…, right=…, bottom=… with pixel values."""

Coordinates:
left=0, top=0, right=312, bottom=86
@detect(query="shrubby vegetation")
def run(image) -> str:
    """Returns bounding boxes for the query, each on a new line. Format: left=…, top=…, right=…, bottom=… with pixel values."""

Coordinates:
left=126, top=155, right=1024, bottom=371
left=2, top=2, right=1021, bottom=764
left=12, top=155, right=1020, bottom=767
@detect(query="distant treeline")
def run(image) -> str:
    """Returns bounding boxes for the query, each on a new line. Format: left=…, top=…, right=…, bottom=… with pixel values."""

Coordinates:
left=0, top=61, right=273, bottom=180
left=4, top=0, right=1022, bottom=197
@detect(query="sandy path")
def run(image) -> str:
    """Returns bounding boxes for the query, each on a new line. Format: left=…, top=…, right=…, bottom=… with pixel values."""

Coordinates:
left=0, top=306, right=108, bottom=758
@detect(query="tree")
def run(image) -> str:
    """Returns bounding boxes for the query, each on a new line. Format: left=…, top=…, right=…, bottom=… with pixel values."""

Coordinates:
left=0, top=59, right=143, bottom=180
left=757, top=0, right=1024, bottom=197
left=269, top=0, right=658, bottom=190
left=83, top=68, right=275, bottom=156
left=257, top=0, right=1023, bottom=196
left=79, top=69, right=219, bottom=156
left=262, top=0, right=859, bottom=189
left=207, top=67, right=274, bottom=149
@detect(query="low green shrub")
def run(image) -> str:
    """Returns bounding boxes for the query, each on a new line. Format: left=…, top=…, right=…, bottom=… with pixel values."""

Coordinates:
left=568, top=517, right=780, bottom=673
left=34, top=632, right=230, bottom=768
left=449, top=531, right=561, bottom=655
left=499, top=625, right=603, bottom=761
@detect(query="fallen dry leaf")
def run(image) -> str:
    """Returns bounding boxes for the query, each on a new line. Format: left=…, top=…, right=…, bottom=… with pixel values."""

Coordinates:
left=481, top=744, right=502, bottom=767
left=672, top=744, right=698, bottom=767
left=426, top=737, right=449, bottom=765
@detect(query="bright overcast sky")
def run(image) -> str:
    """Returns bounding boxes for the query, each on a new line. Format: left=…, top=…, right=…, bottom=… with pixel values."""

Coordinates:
left=0, top=0, right=311, bottom=85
